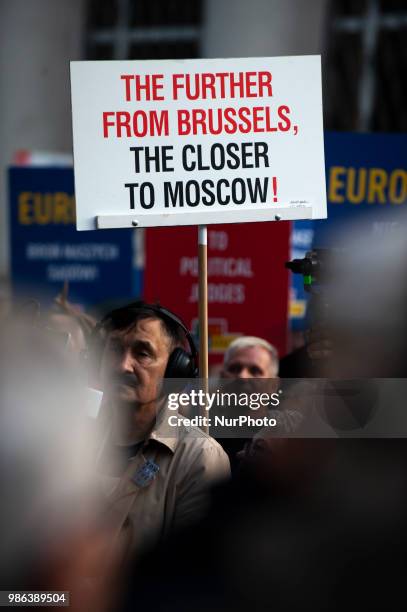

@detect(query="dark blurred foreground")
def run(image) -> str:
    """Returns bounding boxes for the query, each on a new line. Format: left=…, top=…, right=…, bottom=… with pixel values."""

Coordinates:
left=119, top=438, right=407, bottom=612
left=2, top=220, right=407, bottom=610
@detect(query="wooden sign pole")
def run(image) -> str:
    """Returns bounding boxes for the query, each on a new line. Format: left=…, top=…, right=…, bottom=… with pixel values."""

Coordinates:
left=198, top=225, right=209, bottom=433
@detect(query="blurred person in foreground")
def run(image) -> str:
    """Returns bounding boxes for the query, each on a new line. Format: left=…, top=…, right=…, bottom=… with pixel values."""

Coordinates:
left=242, top=219, right=407, bottom=469
left=0, top=318, right=121, bottom=611
left=119, top=438, right=407, bottom=612
left=93, top=301, right=229, bottom=558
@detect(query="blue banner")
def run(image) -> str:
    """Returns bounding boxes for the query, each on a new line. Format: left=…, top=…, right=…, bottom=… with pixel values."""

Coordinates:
left=290, top=132, right=407, bottom=329
left=9, top=167, right=135, bottom=307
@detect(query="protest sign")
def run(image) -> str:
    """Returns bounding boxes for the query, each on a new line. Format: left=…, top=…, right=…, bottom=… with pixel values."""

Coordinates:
left=314, top=131, right=407, bottom=246
left=9, top=167, right=134, bottom=307
left=70, top=56, right=326, bottom=230
left=289, top=131, right=407, bottom=329
left=144, top=222, right=290, bottom=364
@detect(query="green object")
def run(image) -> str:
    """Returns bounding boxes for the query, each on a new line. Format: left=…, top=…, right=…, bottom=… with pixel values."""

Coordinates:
left=304, top=274, right=313, bottom=286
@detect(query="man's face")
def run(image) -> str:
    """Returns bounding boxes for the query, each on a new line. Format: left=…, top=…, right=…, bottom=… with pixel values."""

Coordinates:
left=222, top=346, right=275, bottom=379
left=100, top=317, right=171, bottom=406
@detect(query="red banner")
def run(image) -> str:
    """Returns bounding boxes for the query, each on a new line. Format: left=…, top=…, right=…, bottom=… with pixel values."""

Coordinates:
left=144, top=222, right=290, bottom=365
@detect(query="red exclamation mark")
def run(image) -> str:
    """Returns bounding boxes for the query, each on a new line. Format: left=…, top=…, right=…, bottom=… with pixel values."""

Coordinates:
left=272, top=177, right=278, bottom=202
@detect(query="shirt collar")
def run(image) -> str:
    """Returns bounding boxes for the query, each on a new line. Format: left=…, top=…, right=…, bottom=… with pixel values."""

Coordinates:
left=148, top=402, right=179, bottom=453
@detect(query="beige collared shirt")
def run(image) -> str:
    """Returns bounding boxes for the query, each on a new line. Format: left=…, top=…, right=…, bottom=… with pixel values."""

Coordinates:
left=98, top=403, right=230, bottom=555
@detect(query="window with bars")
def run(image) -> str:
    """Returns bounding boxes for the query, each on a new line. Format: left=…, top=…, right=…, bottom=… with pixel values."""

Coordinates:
left=324, top=0, right=407, bottom=131
left=85, top=0, right=406, bottom=133
left=85, top=0, right=203, bottom=61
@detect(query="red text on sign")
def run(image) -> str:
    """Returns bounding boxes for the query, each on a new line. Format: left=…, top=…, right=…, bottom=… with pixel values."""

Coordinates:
left=172, top=71, right=273, bottom=100
left=120, top=74, right=164, bottom=101
left=177, top=105, right=291, bottom=136
left=103, top=110, right=169, bottom=137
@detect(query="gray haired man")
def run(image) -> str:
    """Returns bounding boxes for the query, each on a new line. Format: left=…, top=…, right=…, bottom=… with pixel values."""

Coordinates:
left=221, top=336, right=279, bottom=379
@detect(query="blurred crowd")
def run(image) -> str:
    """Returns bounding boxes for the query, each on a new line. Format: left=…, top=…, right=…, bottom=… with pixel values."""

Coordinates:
left=1, top=221, right=407, bottom=611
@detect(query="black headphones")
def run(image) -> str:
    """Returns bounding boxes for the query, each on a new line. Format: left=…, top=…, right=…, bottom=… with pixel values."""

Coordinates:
left=87, top=301, right=198, bottom=380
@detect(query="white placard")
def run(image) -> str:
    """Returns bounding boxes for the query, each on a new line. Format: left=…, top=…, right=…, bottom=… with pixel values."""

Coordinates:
left=70, top=56, right=326, bottom=230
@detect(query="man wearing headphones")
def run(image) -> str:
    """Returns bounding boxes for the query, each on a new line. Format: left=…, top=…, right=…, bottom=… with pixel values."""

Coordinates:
left=93, top=301, right=230, bottom=557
